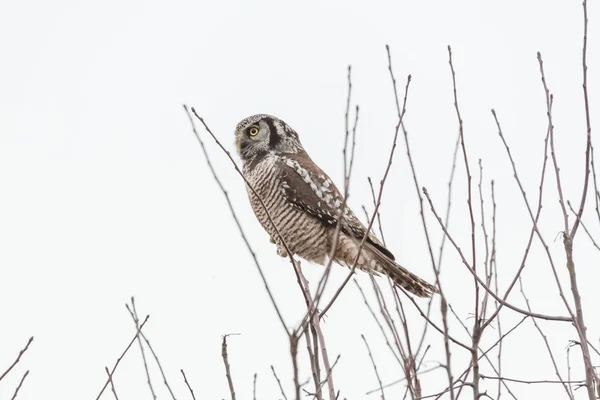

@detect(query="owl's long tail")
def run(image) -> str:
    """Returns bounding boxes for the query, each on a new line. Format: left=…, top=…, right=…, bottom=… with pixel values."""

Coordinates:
left=337, top=234, right=438, bottom=297
left=366, top=242, right=438, bottom=297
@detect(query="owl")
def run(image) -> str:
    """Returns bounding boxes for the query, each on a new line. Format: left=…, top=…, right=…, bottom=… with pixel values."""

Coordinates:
left=235, top=114, right=437, bottom=297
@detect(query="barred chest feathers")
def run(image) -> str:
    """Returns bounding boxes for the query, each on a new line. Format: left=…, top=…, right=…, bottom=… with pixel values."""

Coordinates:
left=244, top=153, right=331, bottom=263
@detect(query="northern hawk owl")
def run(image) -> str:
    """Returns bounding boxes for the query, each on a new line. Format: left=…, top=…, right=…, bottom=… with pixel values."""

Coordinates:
left=235, top=114, right=437, bottom=297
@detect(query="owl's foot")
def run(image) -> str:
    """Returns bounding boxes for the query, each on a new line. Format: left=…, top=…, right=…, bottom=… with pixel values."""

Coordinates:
left=270, top=236, right=289, bottom=257
left=276, top=245, right=288, bottom=258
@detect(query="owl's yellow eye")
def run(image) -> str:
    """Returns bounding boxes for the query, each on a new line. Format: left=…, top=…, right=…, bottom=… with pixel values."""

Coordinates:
left=248, top=127, right=259, bottom=136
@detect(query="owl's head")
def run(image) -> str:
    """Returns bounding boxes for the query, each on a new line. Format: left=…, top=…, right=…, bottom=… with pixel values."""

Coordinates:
left=235, top=114, right=303, bottom=162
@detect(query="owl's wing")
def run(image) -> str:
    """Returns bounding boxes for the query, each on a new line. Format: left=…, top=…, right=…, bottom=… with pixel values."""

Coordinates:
left=278, top=151, right=395, bottom=261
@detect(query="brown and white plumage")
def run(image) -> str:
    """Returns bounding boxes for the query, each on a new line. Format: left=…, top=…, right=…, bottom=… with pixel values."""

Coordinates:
left=235, top=114, right=437, bottom=297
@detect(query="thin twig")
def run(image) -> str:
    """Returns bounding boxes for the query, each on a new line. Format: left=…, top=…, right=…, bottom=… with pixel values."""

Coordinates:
left=105, top=367, right=120, bottom=400
left=518, top=278, right=573, bottom=399
left=312, top=355, right=342, bottom=398
left=0, top=337, right=34, bottom=382
left=126, top=298, right=156, bottom=400
left=366, top=364, right=441, bottom=395
left=479, top=315, right=528, bottom=362
left=290, top=334, right=301, bottom=400
left=253, top=373, right=257, bottom=400
left=319, top=47, right=413, bottom=317
left=483, top=109, right=552, bottom=331
left=398, top=52, right=458, bottom=397
left=402, top=291, right=470, bottom=351
left=490, top=108, right=574, bottom=322
left=490, top=180, right=502, bottom=400
left=480, top=375, right=586, bottom=385
left=302, top=321, right=322, bottom=400
left=125, top=303, right=177, bottom=400
left=297, top=264, right=335, bottom=400
left=563, top=235, right=596, bottom=399
left=539, top=43, right=597, bottom=398
left=184, top=105, right=289, bottom=333
left=96, top=315, right=150, bottom=400
left=477, top=160, right=492, bottom=321
left=307, top=69, right=359, bottom=322
left=570, top=0, right=593, bottom=240
left=590, top=143, right=600, bottom=225
left=538, top=51, right=569, bottom=234
left=568, top=200, right=600, bottom=251
left=367, top=177, right=386, bottom=246
left=303, top=68, right=358, bottom=326
left=447, top=305, right=518, bottom=400
left=271, top=365, right=288, bottom=400
left=391, top=283, right=421, bottom=399
left=368, top=278, right=416, bottom=398
left=438, top=132, right=461, bottom=273
left=354, top=280, right=403, bottom=364
left=443, top=316, right=529, bottom=400
left=222, top=334, right=238, bottom=400
left=361, top=335, right=385, bottom=400
left=10, top=370, right=29, bottom=400
left=567, top=341, right=577, bottom=399
left=448, top=45, right=480, bottom=400
left=181, top=369, right=197, bottom=400
left=422, top=186, right=569, bottom=321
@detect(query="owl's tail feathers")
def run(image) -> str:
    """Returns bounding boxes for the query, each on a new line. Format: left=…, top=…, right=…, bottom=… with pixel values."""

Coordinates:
left=366, top=243, right=438, bottom=298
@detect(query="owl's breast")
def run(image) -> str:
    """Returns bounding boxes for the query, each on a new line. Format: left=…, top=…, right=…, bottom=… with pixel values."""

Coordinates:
left=243, top=156, right=329, bottom=262
left=244, top=156, right=288, bottom=229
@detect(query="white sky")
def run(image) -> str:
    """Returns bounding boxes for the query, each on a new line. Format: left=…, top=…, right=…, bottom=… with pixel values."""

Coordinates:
left=1, top=1, right=599, bottom=399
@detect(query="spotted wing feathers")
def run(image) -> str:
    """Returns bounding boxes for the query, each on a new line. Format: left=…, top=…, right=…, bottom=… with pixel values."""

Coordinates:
left=278, top=151, right=394, bottom=260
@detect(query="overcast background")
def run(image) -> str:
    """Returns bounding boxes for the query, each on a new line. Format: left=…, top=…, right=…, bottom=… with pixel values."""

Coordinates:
left=1, top=1, right=599, bottom=399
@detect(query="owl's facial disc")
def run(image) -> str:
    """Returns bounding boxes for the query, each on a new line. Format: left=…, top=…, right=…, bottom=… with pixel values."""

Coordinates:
left=235, top=114, right=303, bottom=162
left=235, top=119, right=270, bottom=160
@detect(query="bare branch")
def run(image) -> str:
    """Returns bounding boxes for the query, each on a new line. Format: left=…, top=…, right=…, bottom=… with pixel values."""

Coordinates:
left=482, top=107, right=551, bottom=331
left=270, top=365, right=288, bottom=400
left=253, top=373, right=257, bottom=400
left=361, top=335, right=385, bottom=400
left=181, top=370, right=197, bottom=400
left=518, top=278, right=573, bottom=399
left=568, top=200, right=600, bottom=251
left=480, top=375, right=586, bottom=385
left=448, top=45, right=481, bottom=399
left=126, top=297, right=156, bottom=400
left=538, top=51, right=569, bottom=234
left=183, top=105, right=289, bottom=333
left=367, top=177, right=386, bottom=246
left=401, top=291, right=470, bottom=351
left=10, top=370, right=29, bottom=400
left=490, top=181, right=503, bottom=400
left=105, top=366, right=120, bottom=400
left=96, top=315, right=150, bottom=400
left=570, top=0, right=593, bottom=240
left=311, top=355, right=342, bottom=398
left=0, top=337, right=33, bottom=382
left=125, top=302, right=176, bottom=400
left=491, top=108, right=576, bottom=320
left=354, top=280, right=403, bottom=364
left=447, top=305, right=518, bottom=400
left=297, top=263, right=335, bottom=400
left=319, top=46, right=414, bottom=317
left=222, top=334, right=238, bottom=400
left=422, top=186, right=570, bottom=321
left=563, top=234, right=597, bottom=399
